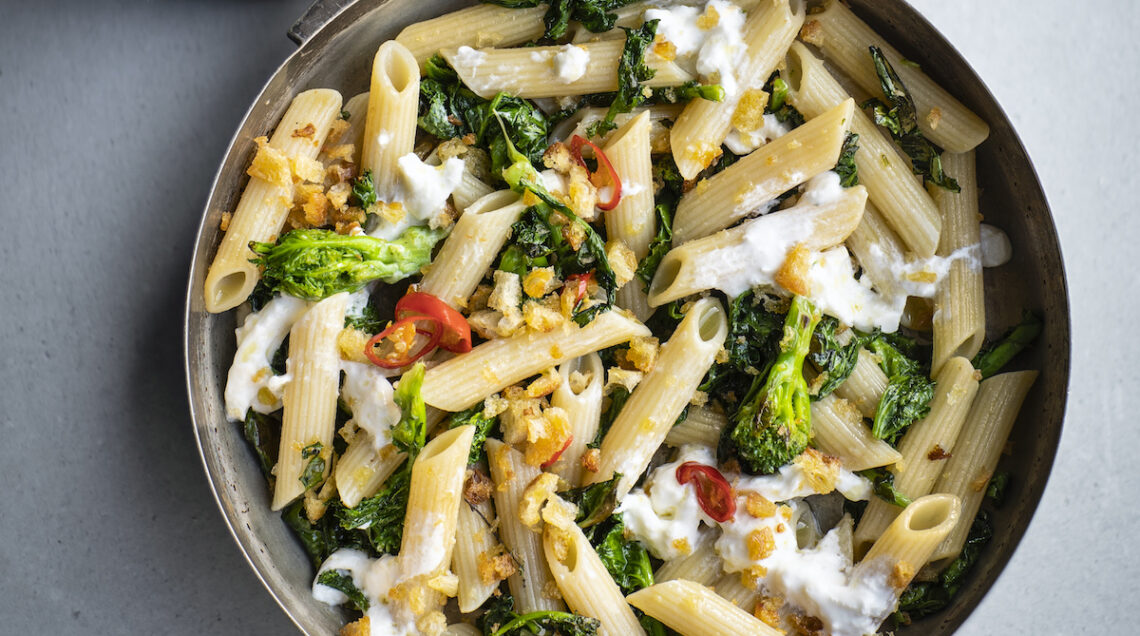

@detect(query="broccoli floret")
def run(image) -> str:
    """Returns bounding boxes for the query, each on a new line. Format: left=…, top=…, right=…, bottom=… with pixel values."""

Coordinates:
left=721, top=295, right=821, bottom=474
left=249, top=227, right=446, bottom=301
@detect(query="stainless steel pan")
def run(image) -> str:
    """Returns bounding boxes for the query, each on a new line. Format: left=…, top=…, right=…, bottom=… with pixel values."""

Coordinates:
left=184, top=1, right=1071, bottom=632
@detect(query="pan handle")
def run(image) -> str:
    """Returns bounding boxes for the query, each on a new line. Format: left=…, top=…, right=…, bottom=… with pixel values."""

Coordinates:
left=288, top=0, right=356, bottom=45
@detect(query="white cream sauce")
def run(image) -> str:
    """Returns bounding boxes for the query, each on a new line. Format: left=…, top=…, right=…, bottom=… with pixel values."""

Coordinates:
left=224, top=294, right=309, bottom=421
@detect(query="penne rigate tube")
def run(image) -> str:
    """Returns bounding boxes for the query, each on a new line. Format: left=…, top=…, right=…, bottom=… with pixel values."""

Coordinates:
left=854, top=357, right=979, bottom=550
left=844, top=200, right=908, bottom=300
left=930, top=370, right=1037, bottom=562
left=334, top=407, right=449, bottom=508
left=441, top=40, right=694, bottom=100
left=549, top=353, right=604, bottom=486
left=669, top=0, right=804, bottom=179
left=784, top=42, right=942, bottom=257
left=271, top=292, right=349, bottom=510
left=544, top=513, right=647, bottom=636
left=203, top=88, right=343, bottom=313
left=362, top=41, right=420, bottom=200
left=930, top=151, right=985, bottom=376
left=421, top=310, right=651, bottom=412
left=802, top=0, right=989, bottom=153
left=852, top=493, right=960, bottom=626
left=453, top=499, right=502, bottom=613
left=650, top=183, right=866, bottom=306
left=672, top=98, right=855, bottom=244
left=663, top=405, right=728, bottom=449
left=810, top=393, right=901, bottom=471
left=603, top=112, right=656, bottom=321
left=653, top=532, right=722, bottom=586
left=833, top=346, right=890, bottom=419
left=627, top=579, right=784, bottom=636
left=395, top=4, right=548, bottom=69
left=338, top=91, right=371, bottom=166
left=486, top=440, right=565, bottom=613
left=419, top=190, right=527, bottom=309
left=587, top=298, right=728, bottom=497
left=392, top=425, right=476, bottom=628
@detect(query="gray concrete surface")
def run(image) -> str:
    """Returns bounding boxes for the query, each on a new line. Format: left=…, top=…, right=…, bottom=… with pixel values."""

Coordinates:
left=0, top=0, right=1134, bottom=634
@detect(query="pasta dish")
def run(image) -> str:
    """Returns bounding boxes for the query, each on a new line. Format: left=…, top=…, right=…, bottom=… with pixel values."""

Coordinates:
left=200, top=0, right=1043, bottom=634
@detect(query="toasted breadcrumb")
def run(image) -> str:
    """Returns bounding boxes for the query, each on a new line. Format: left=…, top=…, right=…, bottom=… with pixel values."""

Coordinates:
left=464, top=468, right=494, bottom=506
left=340, top=617, right=370, bottom=636
left=731, top=89, right=770, bottom=134
left=525, top=406, right=572, bottom=467
left=519, top=472, right=561, bottom=527
left=748, top=527, right=777, bottom=561
left=745, top=492, right=778, bottom=518
left=219, top=211, right=232, bottom=232
left=754, top=595, right=784, bottom=629
left=477, top=545, right=518, bottom=584
left=626, top=336, right=660, bottom=373
left=926, top=106, right=943, bottom=130
left=581, top=448, right=600, bottom=473
left=794, top=448, right=841, bottom=495
left=248, top=136, right=292, bottom=188
left=775, top=243, right=813, bottom=296
left=800, top=19, right=824, bottom=45
left=889, top=560, right=915, bottom=590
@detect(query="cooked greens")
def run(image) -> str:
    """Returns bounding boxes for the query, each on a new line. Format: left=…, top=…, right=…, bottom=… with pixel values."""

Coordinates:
left=315, top=570, right=369, bottom=612
left=971, top=311, right=1043, bottom=379
left=250, top=228, right=446, bottom=301
left=586, top=21, right=659, bottom=138
left=479, top=594, right=601, bottom=636
left=863, top=47, right=959, bottom=192
left=721, top=295, right=821, bottom=474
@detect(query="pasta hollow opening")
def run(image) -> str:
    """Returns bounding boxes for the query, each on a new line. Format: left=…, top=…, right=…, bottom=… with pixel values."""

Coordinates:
left=695, top=304, right=728, bottom=342
left=647, top=255, right=681, bottom=303
left=902, top=494, right=958, bottom=533
left=209, top=271, right=250, bottom=308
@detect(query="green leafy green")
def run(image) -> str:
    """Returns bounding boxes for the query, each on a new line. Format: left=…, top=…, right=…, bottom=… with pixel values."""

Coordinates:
left=336, top=462, right=412, bottom=556
left=635, top=202, right=674, bottom=293
left=587, top=21, right=658, bottom=138
left=479, top=594, right=601, bottom=636
left=895, top=511, right=993, bottom=621
left=417, top=55, right=550, bottom=178
left=971, top=311, right=1043, bottom=379
left=863, top=47, right=959, bottom=192
left=593, top=386, right=630, bottom=448
left=764, top=72, right=805, bottom=128
left=809, top=316, right=863, bottom=400
left=351, top=170, right=377, bottom=208
left=498, top=129, right=617, bottom=323
left=282, top=500, right=367, bottom=566
left=391, top=362, right=427, bottom=458
left=250, top=228, right=446, bottom=301
left=986, top=472, right=1010, bottom=507
left=651, top=81, right=725, bottom=104
left=542, top=0, right=639, bottom=40
left=834, top=132, right=860, bottom=187
left=591, top=514, right=654, bottom=594
left=299, top=442, right=326, bottom=490
left=242, top=409, right=280, bottom=486
left=448, top=402, right=499, bottom=464
left=315, top=570, right=369, bottom=612
left=860, top=467, right=912, bottom=508
left=563, top=474, right=621, bottom=529
left=339, top=109, right=351, bottom=120
left=701, top=290, right=786, bottom=409
left=344, top=300, right=384, bottom=334
left=721, top=296, right=821, bottom=474
left=857, top=334, right=936, bottom=445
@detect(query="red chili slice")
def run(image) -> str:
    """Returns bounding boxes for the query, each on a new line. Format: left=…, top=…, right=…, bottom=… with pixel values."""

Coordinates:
left=676, top=461, right=736, bottom=522
left=395, top=291, right=473, bottom=353
left=364, top=315, right=443, bottom=369
left=540, top=436, right=574, bottom=470
left=569, top=135, right=622, bottom=211
left=564, top=272, right=593, bottom=309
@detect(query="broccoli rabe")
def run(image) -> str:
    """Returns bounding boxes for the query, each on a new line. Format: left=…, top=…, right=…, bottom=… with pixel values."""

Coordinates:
left=479, top=594, right=601, bottom=636
left=971, top=311, right=1043, bottom=379
left=250, top=227, right=446, bottom=301
left=721, top=295, right=821, bottom=474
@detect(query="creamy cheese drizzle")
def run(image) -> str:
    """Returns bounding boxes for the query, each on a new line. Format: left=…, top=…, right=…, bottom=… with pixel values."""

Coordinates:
left=644, top=0, right=748, bottom=96
left=340, top=360, right=401, bottom=450
left=223, top=294, right=310, bottom=421
left=313, top=549, right=414, bottom=636
left=618, top=445, right=717, bottom=560
left=724, top=112, right=792, bottom=155
left=552, top=44, right=590, bottom=83
left=368, top=153, right=464, bottom=240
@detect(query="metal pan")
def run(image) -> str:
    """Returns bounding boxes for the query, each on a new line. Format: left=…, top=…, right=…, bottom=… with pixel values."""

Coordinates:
left=184, top=1, right=1070, bottom=633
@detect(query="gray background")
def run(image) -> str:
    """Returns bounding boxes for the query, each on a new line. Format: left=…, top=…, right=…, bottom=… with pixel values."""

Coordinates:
left=0, top=0, right=1133, bottom=634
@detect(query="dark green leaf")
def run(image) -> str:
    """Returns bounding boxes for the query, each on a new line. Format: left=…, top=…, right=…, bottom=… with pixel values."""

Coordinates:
left=242, top=409, right=280, bottom=485
left=479, top=594, right=601, bottom=636
left=587, top=21, right=658, bottom=138
left=859, top=467, right=912, bottom=507
left=809, top=316, right=863, bottom=399
left=863, top=47, right=959, bottom=192
left=985, top=472, right=1010, bottom=507
left=594, top=386, right=630, bottom=448
left=316, top=570, right=369, bottom=612
left=344, top=301, right=384, bottom=334
left=590, top=514, right=654, bottom=594
left=448, top=402, right=499, bottom=465
left=299, top=442, right=326, bottom=490
left=834, top=132, right=860, bottom=187
left=563, top=474, right=621, bottom=529
left=763, top=72, right=805, bottom=128
left=336, top=462, right=412, bottom=555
